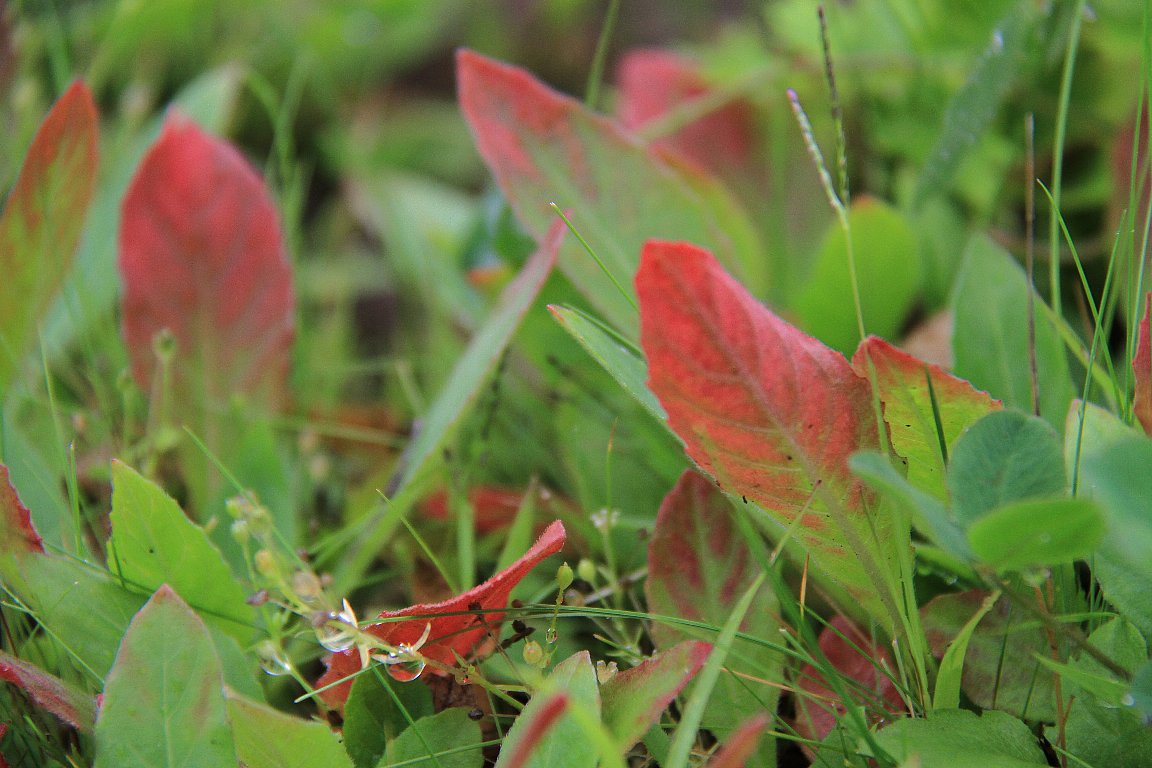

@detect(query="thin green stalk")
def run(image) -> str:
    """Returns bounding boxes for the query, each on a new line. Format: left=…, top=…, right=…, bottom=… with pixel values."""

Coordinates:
left=584, top=0, right=621, bottom=110
left=549, top=204, right=636, bottom=311
left=1048, top=0, right=1088, bottom=316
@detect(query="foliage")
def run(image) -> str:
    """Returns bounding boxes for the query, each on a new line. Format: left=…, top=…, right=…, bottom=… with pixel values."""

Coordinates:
left=1, top=1, right=1151, bottom=767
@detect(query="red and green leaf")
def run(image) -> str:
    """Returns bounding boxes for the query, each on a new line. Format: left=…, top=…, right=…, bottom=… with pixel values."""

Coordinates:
left=496, top=651, right=600, bottom=768
left=1132, top=292, right=1152, bottom=435
left=638, top=241, right=897, bottom=624
left=119, top=113, right=294, bottom=413
left=457, top=50, right=764, bottom=335
left=644, top=470, right=780, bottom=750
left=0, top=651, right=95, bottom=732
left=793, top=615, right=904, bottom=749
left=317, top=520, right=566, bottom=707
left=0, top=464, right=43, bottom=556
left=600, top=640, right=711, bottom=749
left=0, top=81, right=98, bottom=392
left=853, top=336, right=1000, bottom=499
left=615, top=49, right=756, bottom=177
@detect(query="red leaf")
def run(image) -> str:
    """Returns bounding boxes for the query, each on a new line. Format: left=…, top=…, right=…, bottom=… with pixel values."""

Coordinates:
left=0, top=650, right=96, bottom=732
left=0, top=464, right=43, bottom=555
left=457, top=50, right=764, bottom=335
left=615, top=49, right=755, bottom=176
left=704, top=713, right=771, bottom=768
left=119, top=114, right=294, bottom=411
left=420, top=485, right=544, bottom=534
left=1133, top=292, right=1152, bottom=435
left=644, top=471, right=780, bottom=736
left=792, top=616, right=903, bottom=751
left=317, top=520, right=566, bottom=708
left=0, top=81, right=98, bottom=390
left=638, top=242, right=894, bottom=620
left=501, top=692, right=569, bottom=768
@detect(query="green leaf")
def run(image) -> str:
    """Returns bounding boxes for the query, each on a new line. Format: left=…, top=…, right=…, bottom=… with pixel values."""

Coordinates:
left=965, top=497, right=1105, bottom=571
left=947, top=410, right=1065, bottom=527
left=344, top=667, right=434, bottom=768
left=1078, top=436, right=1152, bottom=638
left=791, top=198, right=920, bottom=355
left=6, top=555, right=147, bottom=680
left=107, top=461, right=254, bottom=643
left=1064, top=400, right=1138, bottom=489
left=600, top=640, right=710, bottom=750
left=548, top=304, right=667, bottom=425
left=495, top=651, right=601, bottom=768
left=952, top=236, right=1074, bottom=428
left=932, top=590, right=999, bottom=711
left=94, top=586, right=236, bottom=767
left=458, top=50, right=765, bottom=335
left=870, top=709, right=1047, bottom=767
left=227, top=690, right=352, bottom=768
left=384, top=708, right=483, bottom=768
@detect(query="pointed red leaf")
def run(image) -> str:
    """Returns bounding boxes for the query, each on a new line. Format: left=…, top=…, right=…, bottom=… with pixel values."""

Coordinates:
left=1133, top=292, right=1152, bottom=435
left=119, top=114, right=294, bottom=412
left=638, top=241, right=896, bottom=621
left=704, top=713, right=771, bottom=768
left=0, top=650, right=95, bottom=732
left=615, top=49, right=755, bottom=176
left=0, top=464, right=43, bottom=555
left=793, top=615, right=903, bottom=751
left=644, top=471, right=781, bottom=738
left=317, top=520, right=566, bottom=707
left=853, top=336, right=1000, bottom=499
left=457, top=50, right=764, bottom=334
left=0, top=81, right=98, bottom=390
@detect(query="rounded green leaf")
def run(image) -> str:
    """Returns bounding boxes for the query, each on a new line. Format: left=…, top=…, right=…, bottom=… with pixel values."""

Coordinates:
left=948, top=410, right=1064, bottom=527
left=965, top=497, right=1104, bottom=571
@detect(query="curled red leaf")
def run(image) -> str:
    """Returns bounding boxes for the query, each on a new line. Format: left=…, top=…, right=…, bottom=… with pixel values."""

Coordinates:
left=317, top=520, right=566, bottom=708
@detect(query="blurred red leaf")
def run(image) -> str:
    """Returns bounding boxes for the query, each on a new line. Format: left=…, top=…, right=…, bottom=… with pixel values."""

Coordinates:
left=793, top=615, right=903, bottom=751
left=0, top=650, right=95, bottom=732
left=615, top=49, right=755, bottom=175
left=0, top=81, right=97, bottom=390
left=705, top=713, right=771, bottom=768
left=420, top=485, right=563, bottom=534
left=1133, top=292, right=1152, bottom=435
left=119, top=114, right=294, bottom=412
left=317, top=520, right=566, bottom=708
left=638, top=241, right=894, bottom=621
left=0, top=464, right=42, bottom=555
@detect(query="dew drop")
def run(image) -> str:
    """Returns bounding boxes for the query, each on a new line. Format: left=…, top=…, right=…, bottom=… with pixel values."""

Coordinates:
left=315, top=613, right=357, bottom=653
left=256, top=640, right=292, bottom=677
left=545, top=627, right=558, bottom=644
left=379, top=646, right=426, bottom=682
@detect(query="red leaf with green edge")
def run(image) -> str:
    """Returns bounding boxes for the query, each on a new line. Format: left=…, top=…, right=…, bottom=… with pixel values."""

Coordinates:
left=119, top=113, right=294, bottom=413
left=0, top=464, right=42, bottom=555
left=853, top=336, right=1000, bottom=500
left=793, top=615, right=904, bottom=750
left=1132, top=292, right=1152, bottom=435
left=615, top=49, right=756, bottom=176
left=704, top=713, right=771, bottom=768
left=0, top=650, right=96, bottom=732
left=600, top=640, right=711, bottom=749
left=457, top=50, right=765, bottom=335
left=496, top=651, right=599, bottom=768
left=644, top=471, right=781, bottom=752
left=317, top=520, right=566, bottom=708
left=638, top=241, right=899, bottom=626
left=0, top=81, right=97, bottom=392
